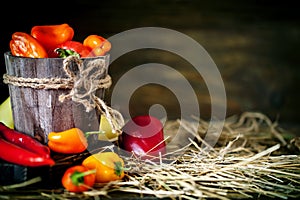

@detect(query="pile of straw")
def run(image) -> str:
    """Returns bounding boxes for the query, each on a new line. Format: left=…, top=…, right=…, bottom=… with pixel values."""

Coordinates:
left=1, top=112, right=300, bottom=200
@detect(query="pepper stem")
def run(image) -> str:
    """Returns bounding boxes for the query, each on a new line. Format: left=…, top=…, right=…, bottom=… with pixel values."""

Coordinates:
left=85, top=131, right=106, bottom=138
left=55, top=48, right=80, bottom=58
left=71, top=169, right=96, bottom=186
left=114, top=161, right=131, bottom=177
left=114, top=161, right=123, bottom=177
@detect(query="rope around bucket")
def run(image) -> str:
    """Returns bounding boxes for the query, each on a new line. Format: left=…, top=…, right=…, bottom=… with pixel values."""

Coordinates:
left=3, top=55, right=124, bottom=134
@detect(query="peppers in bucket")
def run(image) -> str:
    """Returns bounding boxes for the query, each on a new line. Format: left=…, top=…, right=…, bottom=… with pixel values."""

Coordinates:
left=118, top=115, right=167, bottom=159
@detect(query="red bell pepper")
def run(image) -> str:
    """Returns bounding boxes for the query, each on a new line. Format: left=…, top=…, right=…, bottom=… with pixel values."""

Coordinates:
left=119, top=115, right=167, bottom=159
left=51, top=40, right=93, bottom=58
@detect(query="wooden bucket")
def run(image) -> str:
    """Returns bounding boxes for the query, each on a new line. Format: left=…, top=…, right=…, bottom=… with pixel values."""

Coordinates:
left=4, top=52, right=110, bottom=147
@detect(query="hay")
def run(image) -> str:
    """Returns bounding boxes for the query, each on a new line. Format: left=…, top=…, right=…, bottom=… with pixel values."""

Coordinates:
left=1, top=112, right=300, bottom=199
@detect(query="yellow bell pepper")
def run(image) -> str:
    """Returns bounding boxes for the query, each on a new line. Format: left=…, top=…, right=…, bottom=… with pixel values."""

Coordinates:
left=82, top=152, right=125, bottom=183
left=0, top=97, right=14, bottom=129
left=97, top=114, right=119, bottom=141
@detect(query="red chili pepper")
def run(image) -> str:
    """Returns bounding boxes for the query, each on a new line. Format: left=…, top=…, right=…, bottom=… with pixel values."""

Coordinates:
left=0, top=138, right=55, bottom=167
left=0, top=122, right=50, bottom=158
left=51, top=40, right=93, bottom=58
left=119, top=115, right=167, bottom=159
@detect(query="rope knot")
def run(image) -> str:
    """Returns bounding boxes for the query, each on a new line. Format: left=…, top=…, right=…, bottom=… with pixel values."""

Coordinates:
left=58, top=56, right=111, bottom=112
left=59, top=56, right=124, bottom=133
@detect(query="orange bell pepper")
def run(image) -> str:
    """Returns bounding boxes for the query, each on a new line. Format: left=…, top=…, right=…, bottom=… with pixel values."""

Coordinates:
left=31, top=23, right=74, bottom=51
left=82, top=152, right=125, bottom=183
left=47, top=128, right=88, bottom=154
left=9, top=32, right=48, bottom=58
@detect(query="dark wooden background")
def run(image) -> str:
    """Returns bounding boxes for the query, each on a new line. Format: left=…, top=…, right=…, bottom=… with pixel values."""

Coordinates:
left=1, top=0, right=299, bottom=133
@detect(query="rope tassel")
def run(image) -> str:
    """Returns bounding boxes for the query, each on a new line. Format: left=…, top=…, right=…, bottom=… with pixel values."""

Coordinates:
left=59, top=56, right=124, bottom=133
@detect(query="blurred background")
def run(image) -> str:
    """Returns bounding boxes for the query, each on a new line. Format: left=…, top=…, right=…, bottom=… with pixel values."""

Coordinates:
left=1, top=0, right=299, bottom=133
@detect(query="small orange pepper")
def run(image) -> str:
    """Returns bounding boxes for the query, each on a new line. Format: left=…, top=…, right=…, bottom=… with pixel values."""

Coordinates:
left=83, top=34, right=111, bottom=56
left=47, top=128, right=88, bottom=154
left=61, top=165, right=96, bottom=193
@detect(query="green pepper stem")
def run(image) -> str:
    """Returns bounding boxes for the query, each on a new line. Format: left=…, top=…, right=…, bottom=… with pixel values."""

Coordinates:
left=55, top=48, right=80, bottom=58
left=85, top=131, right=106, bottom=138
left=71, top=169, right=96, bottom=186
left=114, top=161, right=131, bottom=176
